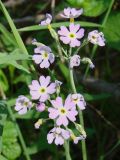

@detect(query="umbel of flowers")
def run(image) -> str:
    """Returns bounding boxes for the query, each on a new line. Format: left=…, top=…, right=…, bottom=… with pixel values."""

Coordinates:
left=15, top=7, right=105, bottom=146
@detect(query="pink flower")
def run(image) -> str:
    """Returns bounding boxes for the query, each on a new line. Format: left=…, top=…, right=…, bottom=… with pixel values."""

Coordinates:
left=88, top=30, right=105, bottom=46
left=33, top=46, right=55, bottom=68
left=36, top=103, right=46, bottom=112
left=70, top=55, right=80, bottom=68
left=69, top=94, right=86, bottom=110
left=48, top=96, right=78, bottom=126
left=47, top=127, right=70, bottom=145
left=58, top=23, right=84, bottom=47
left=15, top=95, right=32, bottom=115
left=29, top=76, right=56, bottom=102
left=60, top=7, right=83, bottom=18
left=40, top=14, right=52, bottom=26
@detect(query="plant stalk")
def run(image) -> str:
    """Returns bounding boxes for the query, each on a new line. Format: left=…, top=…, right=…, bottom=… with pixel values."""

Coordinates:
left=64, top=140, right=72, bottom=160
left=69, top=67, right=87, bottom=160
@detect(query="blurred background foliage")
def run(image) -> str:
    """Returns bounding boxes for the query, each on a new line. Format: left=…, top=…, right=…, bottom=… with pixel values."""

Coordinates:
left=0, top=0, right=120, bottom=160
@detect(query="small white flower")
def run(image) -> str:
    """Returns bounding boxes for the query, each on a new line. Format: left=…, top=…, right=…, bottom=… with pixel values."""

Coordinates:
left=40, top=14, right=52, bottom=26
left=70, top=55, right=80, bottom=68
left=88, top=30, right=105, bottom=46
left=15, top=96, right=32, bottom=115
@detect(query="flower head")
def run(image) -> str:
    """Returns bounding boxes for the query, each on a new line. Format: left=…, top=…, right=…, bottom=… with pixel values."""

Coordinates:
left=58, top=23, right=84, bottom=47
left=34, top=119, right=43, bottom=129
left=69, top=94, right=86, bottom=110
left=60, top=7, right=83, bottom=19
left=47, top=127, right=70, bottom=145
left=15, top=95, right=32, bottom=115
left=88, top=30, right=105, bottom=46
left=29, top=76, right=56, bottom=102
left=71, top=134, right=85, bottom=144
left=40, top=14, right=52, bottom=26
left=33, top=45, right=55, bottom=68
left=48, top=96, right=78, bottom=126
left=36, top=102, right=46, bottom=112
left=70, top=55, right=80, bottom=68
left=82, top=57, right=95, bottom=69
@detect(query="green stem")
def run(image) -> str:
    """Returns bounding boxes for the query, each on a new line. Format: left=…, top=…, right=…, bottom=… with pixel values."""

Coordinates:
left=7, top=106, right=31, bottom=160
left=69, top=67, right=87, bottom=160
left=64, top=140, right=72, bottom=160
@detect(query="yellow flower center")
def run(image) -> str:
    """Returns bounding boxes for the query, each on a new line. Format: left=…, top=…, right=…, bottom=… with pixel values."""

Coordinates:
left=69, top=33, right=75, bottom=38
left=39, top=87, right=46, bottom=94
left=70, top=18, right=74, bottom=23
left=92, top=35, right=97, bottom=40
left=59, top=107, right=67, bottom=115
left=42, top=52, right=48, bottom=59
left=23, top=102, right=28, bottom=107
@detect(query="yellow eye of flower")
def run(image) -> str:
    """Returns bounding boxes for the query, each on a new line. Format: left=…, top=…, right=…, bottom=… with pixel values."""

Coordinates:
left=43, top=52, right=48, bottom=59
left=59, top=107, right=67, bottom=115
left=23, top=102, right=28, bottom=106
left=39, top=87, right=46, bottom=93
left=92, top=36, right=96, bottom=39
left=69, top=33, right=75, bottom=38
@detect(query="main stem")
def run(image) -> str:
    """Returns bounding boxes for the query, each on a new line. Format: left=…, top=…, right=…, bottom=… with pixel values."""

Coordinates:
left=69, top=68, right=87, bottom=160
left=64, top=140, right=72, bottom=160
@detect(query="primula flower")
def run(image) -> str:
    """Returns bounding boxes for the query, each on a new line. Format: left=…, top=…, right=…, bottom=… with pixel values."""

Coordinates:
left=69, top=94, right=86, bottom=110
left=40, top=14, right=52, bottom=26
left=34, top=119, right=43, bottom=129
left=58, top=23, right=84, bottom=47
left=48, top=96, right=78, bottom=126
left=15, top=95, right=32, bottom=115
left=36, top=102, right=46, bottom=112
left=88, top=30, right=105, bottom=46
left=70, top=55, right=80, bottom=68
left=33, top=45, right=55, bottom=68
left=47, top=127, right=70, bottom=145
left=60, top=7, right=83, bottom=19
left=29, top=76, right=56, bottom=102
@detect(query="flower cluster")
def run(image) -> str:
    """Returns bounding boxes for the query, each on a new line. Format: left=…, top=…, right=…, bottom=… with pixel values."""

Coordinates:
left=15, top=7, right=105, bottom=146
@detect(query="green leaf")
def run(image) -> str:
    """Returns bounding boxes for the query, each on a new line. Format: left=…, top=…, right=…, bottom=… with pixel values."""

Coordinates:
left=2, top=121, right=21, bottom=159
left=0, top=0, right=28, bottom=54
left=66, top=0, right=111, bottom=17
left=0, top=49, right=30, bottom=73
left=103, top=11, right=120, bottom=51
left=0, top=70, right=9, bottom=92
left=18, top=21, right=102, bottom=32
left=2, top=142, right=21, bottom=160
left=0, top=101, right=7, bottom=154
left=0, top=155, right=8, bottom=160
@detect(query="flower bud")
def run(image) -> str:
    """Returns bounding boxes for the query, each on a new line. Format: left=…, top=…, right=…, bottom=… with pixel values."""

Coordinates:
left=34, top=119, right=43, bottom=129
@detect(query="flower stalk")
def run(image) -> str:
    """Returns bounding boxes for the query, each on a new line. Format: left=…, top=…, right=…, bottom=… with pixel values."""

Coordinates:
left=64, top=140, right=72, bottom=160
left=69, top=66, right=88, bottom=160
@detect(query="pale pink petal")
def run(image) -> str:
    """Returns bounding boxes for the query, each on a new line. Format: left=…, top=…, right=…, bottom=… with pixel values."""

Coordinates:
left=47, top=83, right=56, bottom=94
left=33, top=55, right=43, bottom=64
left=18, top=107, right=27, bottom=115
left=47, top=133, right=54, bottom=144
left=60, top=36, right=70, bottom=44
left=67, top=111, right=77, bottom=122
left=70, top=39, right=80, bottom=47
left=76, top=28, right=85, bottom=39
left=55, top=135, right=64, bottom=145
left=69, top=23, right=75, bottom=32
left=40, top=60, right=50, bottom=68
left=30, top=90, right=40, bottom=100
left=39, top=94, right=49, bottom=102
left=58, top=26, right=69, bottom=36
left=39, top=76, right=50, bottom=87
left=56, top=116, right=68, bottom=126
left=64, top=7, right=71, bottom=16
left=15, top=105, right=22, bottom=111
left=48, top=108, right=59, bottom=119
left=77, top=101, right=85, bottom=110
left=29, top=80, right=40, bottom=90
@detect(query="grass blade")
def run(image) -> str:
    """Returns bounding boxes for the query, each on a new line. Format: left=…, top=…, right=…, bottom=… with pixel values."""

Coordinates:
left=18, top=21, right=102, bottom=32
left=0, top=0, right=28, bottom=54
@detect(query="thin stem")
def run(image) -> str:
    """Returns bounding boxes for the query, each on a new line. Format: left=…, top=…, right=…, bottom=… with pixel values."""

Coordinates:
left=69, top=67, right=87, bottom=160
left=64, top=140, right=72, bottom=160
